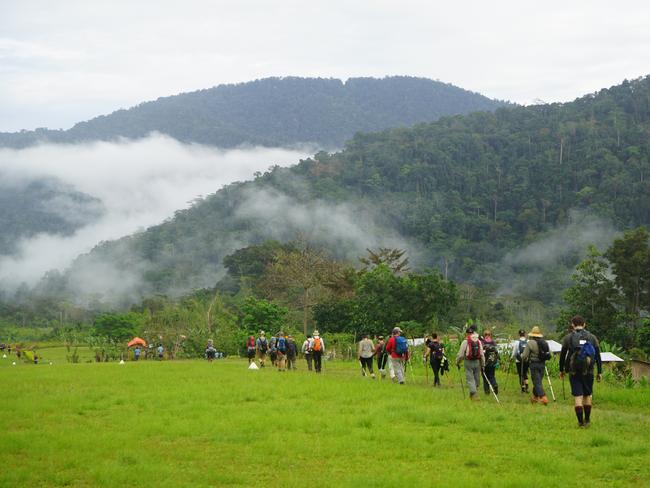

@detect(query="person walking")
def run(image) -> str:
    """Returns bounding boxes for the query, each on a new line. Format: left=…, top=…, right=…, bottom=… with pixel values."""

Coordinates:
left=256, top=331, right=269, bottom=367
left=559, top=316, right=603, bottom=427
left=311, top=331, right=325, bottom=373
left=276, top=332, right=288, bottom=372
left=522, top=326, right=551, bottom=405
left=156, top=344, right=164, bottom=360
left=456, top=328, right=485, bottom=401
left=286, top=335, right=298, bottom=370
left=481, top=330, right=499, bottom=395
left=357, top=334, right=376, bottom=378
left=385, top=327, right=409, bottom=384
left=269, top=334, right=278, bottom=367
left=302, top=335, right=313, bottom=371
left=511, top=329, right=530, bottom=393
left=246, top=336, right=256, bottom=364
left=374, top=336, right=388, bottom=379
left=133, top=346, right=141, bottom=361
left=205, top=339, right=217, bottom=362
left=425, top=333, right=445, bottom=387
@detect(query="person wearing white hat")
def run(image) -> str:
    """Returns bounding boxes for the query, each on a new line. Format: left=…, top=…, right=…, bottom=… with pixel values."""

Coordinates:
left=522, top=326, right=549, bottom=405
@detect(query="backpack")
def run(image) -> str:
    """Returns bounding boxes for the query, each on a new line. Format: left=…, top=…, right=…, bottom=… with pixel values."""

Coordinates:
left=515, top=339, right=527, bottom=361
left=394, top=336, right=409, bottom=355
left=484, top=342, right=499, bottom=367
left=277, top=337, right=287, bottom=353
left=430, top=341, right=444, bottom=359
left=535, top=338, right=552, bottom=362
left=258, top=338, right=268, bottom=353
left=312, top=337, right=322, bottom=352
left=466, top=337, right=481, bottom=360
left=570, top=330, right=596, bottom=374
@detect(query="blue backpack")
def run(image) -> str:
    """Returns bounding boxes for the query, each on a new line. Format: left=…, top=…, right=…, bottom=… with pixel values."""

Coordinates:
left=277, top=337, right=287, bottom=353
left=395, top=336, right=408, bottom=355
left=570, top=330, right=596, bottom=374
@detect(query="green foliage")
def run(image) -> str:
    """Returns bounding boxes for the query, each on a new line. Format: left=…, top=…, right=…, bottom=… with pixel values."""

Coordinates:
left=240, top=296, right=288, bottom=335
left=94, top=312, right=143, bottom=341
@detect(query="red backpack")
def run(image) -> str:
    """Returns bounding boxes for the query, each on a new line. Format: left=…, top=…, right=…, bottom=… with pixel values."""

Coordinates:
left=466, top=337, right=481, bottom=360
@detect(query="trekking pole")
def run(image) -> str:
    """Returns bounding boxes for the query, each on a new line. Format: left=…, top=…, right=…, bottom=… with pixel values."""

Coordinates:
left=544, top=366, right=556, bottom=402
left=457, top=365, right=466, bottom=398
left=482, top=370, right=501, bottom=404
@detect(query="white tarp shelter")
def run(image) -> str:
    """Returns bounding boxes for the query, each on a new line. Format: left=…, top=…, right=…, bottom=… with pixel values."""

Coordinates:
left=507, top=339, right=562, bottom=353
left=600, top=352, right=624, bottom=362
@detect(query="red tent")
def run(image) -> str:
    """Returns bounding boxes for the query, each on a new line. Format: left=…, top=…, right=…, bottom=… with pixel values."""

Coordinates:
left=127, top=337, right=147, bottom=347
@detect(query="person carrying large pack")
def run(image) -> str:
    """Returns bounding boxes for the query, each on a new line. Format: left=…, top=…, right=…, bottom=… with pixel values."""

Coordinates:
left=385, top=327, right=409, bottom=384
left=256, top=331, right=268, bottom=367
left=456, top=326, right=485, bottom=401
left=374, top=336, right=388, bottom=379
left=481, top=330, right=499, bottom=395
left=511, top=329, right=529, bottom=393
left=302, top=335, right=313, bottom=371
left=522, top=326, right=551, bottom=405
left=559, top=316, right=602, bottom=427
left=425, top=333, right=446, bottom=387
left=276, top=331, right=288, bottom=372
left=311, top=330, right=325, bottom=373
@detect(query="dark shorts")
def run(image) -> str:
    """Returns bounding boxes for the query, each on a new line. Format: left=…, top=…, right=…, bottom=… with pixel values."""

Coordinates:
left=247, top=348, right=255, bottom=359
left=569, top=373, right=594, bottom=397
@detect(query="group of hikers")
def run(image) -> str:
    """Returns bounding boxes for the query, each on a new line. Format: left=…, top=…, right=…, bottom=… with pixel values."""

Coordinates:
left=242, top=315, right=603, bottom=428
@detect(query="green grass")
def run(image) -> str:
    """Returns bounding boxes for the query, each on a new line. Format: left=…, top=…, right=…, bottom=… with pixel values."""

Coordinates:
left=1, top=356, right=649, bottom=487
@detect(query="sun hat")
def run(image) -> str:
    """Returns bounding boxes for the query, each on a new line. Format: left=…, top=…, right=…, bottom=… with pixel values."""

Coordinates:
left=528, top=326, right=543, bottom=338
left=313, top=330, right=320, bottom=337
left=392, top=327, right=402, bottom=334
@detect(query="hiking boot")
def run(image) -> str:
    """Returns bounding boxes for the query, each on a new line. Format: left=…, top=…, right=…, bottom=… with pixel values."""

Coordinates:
left=578, top=422, right=585, bottom=428
left=583, top=420, right=591, bottom=428
left=540, top=396, right=549, bottom=405
left=371, top=373, right=376, bottom=379
left=530, top=396, right=539, bottom=404
left=470, top=393, right=480, bottom=401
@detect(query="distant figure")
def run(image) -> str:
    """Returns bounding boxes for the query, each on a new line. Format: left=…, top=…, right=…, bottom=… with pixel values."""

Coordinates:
left=385, top=327, right=409, bottom=384
left=33, top=353, right=39, bottom=365
left=205, top=339, right=217, bottom=362
left=512, top=329, right=529, bottom=393
left=425, top=333, right=446, bottom=387
left=374, top=336, right=388, bottom=379
left=559, top=316, right=602, bottom=428
left=276, top=332, right=287, bottom=371
left=456, top=328, right=485, bottom=401
left=269, top=334, right=278, bottom=366
left=157, top=344, right=164, bottom=360
left=256, top=332, right=268, bottom=367
left=523, top=326, right=550, bottom=405
left=302, top=335, right=313, bottom=371
left=481, top=330, right=499, bottom=395
left=311, top=330, right=325, bottom=373
left=246, top=336, right=256, bottom=364
left=357, top=334, right=376, bottom=378
left=286, top=335, right=298, bottom=370
left=133, top=346, right=141, bottom=361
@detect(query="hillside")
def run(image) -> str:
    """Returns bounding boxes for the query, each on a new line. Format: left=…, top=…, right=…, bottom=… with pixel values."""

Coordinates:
left=0, top=77, right=505, bottom=149
left=36, top=76, right=650, bottom=305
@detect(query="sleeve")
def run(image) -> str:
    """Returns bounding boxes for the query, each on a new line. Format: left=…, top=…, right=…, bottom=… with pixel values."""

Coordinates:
left=321, top=338, right=325, bottom=352
left=456, top=340, right=466, bottom=364
left=386, top=337, right=395, bottom=355
left=559, top=335, right=570, bottom=373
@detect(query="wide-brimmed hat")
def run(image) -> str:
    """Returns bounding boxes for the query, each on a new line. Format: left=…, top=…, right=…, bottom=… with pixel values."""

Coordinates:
left=313, top=330, right=320, bottom=337
left=392, top=327, right=402, bottom=334
left=528, top=326, right=543, bottom=338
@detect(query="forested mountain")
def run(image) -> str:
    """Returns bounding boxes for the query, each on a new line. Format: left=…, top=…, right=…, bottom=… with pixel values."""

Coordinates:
left=0, top=178, right=103, bottom=255
left=0, top=77, right=505, bottom=149
left=33, top=76, right=650, bottom=306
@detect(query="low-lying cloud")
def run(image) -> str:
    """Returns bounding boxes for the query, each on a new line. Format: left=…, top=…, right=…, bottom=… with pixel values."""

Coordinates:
left=0, top=135, right=311, bottom=290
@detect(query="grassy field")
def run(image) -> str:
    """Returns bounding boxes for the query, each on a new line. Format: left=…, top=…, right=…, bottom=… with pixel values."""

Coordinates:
left=1, top=354, right=649, bottom=487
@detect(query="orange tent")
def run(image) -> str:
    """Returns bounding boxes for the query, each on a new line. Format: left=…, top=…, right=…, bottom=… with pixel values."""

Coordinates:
left=127, top=337, right=147, bottom=347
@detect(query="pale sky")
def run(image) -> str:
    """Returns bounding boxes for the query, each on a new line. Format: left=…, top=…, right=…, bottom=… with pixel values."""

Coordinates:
left=1, top=0, right=649, bottom=132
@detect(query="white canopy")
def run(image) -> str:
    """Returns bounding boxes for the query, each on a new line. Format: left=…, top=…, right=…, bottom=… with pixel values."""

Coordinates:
left=507, top=339, right=562, bottom=353
left=600, top=352, right=624, bottom=362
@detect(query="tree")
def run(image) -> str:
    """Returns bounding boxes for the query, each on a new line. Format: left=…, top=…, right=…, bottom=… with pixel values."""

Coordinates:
left=240, top=297, right=288, bottom=334
left=359, top=248, right=410, bottom=274
left=94, top=312, right=143, bottom=341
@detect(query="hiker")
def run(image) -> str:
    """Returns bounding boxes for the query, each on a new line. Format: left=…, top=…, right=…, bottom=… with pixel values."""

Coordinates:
left=246, top=336, right=256, bottom=364
left=269, top=334, right=278, bottom=366
left=511, top=329, right=530, bottom=393
left=205, top=339, right=217, bottom=362
left=286, top=335, right=298, bottom=370
left=456, top=328, right=485, bottom=400
left=275, top=332, right=288, bottom=371
left=385, top=327, right=409, bottom=384
left=133, top=346, right=141, bottom=361
left=157, top=344, right=164, bottom=360
left=374, top=336, right=388, bottom=379
left=481, top=330, right=499, bottom=395
left=522, top=326, right=552, bottom=404
left=256, top=331, right=268, bottom=367
left=302, top=335, right=313, bottom=371
left=357, top=334, right=376, bottom=378
left=559, top=316, right=602, bottom=427
left=425, top=333, right=445, bottom=386
left=311, top=330, right=325, bottom=373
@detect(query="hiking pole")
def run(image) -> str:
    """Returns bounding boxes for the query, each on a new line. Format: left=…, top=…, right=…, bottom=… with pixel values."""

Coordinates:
left=544, top=366, right=556, bottom=402
left=482, top=370, right=501, bottom=404
left=457, top=365, right=466, bottom=398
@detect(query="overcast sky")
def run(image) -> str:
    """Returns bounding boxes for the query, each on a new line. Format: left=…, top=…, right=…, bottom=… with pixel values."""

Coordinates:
left=1, top=0, right=649, bottom=132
